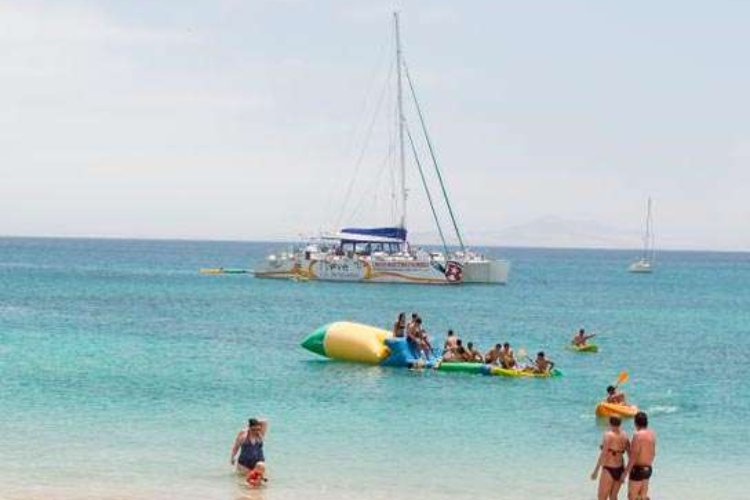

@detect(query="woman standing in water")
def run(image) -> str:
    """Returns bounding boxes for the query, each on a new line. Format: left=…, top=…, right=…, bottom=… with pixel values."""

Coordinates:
left=231, top=417, right=269, bottom=483
left=591, top=416, right=630, bottom=500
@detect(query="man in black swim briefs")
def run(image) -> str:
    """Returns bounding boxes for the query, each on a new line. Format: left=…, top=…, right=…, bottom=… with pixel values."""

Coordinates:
left=627, top=412, right=656, bottom=500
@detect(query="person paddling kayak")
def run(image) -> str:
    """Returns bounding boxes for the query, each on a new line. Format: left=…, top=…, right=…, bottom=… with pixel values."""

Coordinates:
left=572, top=328, right=596, bottom=347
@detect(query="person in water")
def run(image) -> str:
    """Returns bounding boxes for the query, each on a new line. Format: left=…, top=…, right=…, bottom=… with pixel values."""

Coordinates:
left=499, top=343, right=517, bottom=368
left=465, top=342, right=483, bottom=362
left=606, top=386, right=628, bottom=405
left=529, top=351, right=554, bottom=374
left=393, top=312, right=406, bottom=338
left=626, top=412, right=656, bottom=500
left=591, top=416, right=630, bottom=500
left=484, top=343, right=503, bottom=365
left=573, top=328, right=596, bottom=346
left=231, top=417, right=268, bottom=484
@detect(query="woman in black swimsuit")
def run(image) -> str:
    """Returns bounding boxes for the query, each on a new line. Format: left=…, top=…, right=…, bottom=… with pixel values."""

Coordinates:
left=230, top=417, right=269, bottom=476
left=591, top=416, right=630, bottom=500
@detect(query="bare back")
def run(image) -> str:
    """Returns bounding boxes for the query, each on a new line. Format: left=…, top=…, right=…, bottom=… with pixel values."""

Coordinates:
left=631, top=429, right=656, bottom=466
left=602, top=429, right=629, bottom=467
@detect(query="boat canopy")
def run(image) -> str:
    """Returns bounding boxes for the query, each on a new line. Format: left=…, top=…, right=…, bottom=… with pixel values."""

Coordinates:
left=326, top=226, right=407, bottom=243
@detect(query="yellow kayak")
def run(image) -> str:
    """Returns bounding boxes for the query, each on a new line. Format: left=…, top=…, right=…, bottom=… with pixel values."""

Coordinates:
left=595, top=402, right=639, bottom=418
left=490, top=367, right=562, bottom=378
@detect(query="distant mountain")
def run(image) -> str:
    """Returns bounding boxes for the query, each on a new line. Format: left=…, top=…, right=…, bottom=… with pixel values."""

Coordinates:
left=410, top=216, right=642, bottom=249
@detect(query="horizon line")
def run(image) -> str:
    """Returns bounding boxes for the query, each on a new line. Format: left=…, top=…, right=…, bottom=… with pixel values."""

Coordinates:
left=1, top=233, right=748, bottom=255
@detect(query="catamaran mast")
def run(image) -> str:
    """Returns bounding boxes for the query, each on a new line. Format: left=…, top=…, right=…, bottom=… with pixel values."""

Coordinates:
left=394, top=12, right=407, bottom=229
left=643, top=197, right=652, bottom=259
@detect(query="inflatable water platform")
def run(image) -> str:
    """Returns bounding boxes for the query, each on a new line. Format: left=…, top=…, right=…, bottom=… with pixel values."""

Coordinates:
left=301, top=321, right=562, bottom=377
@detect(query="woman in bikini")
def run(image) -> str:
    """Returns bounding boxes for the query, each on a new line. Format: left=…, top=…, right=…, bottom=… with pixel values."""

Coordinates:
left=393, top=312, right=407, bottom=338
left=591, top=416, right=630, bottom=500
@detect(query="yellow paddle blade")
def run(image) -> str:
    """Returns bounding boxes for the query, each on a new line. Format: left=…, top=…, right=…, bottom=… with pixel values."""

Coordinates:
left=616, top=371, right=629, bottom=386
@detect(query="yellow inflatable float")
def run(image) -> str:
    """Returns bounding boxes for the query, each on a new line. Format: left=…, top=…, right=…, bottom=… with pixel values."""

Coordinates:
left=595, top=402, right=639, bottom=418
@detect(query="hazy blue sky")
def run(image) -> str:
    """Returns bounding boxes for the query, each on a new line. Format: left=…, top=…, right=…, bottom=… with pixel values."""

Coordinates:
left=1, top=0, right=748, bottom=250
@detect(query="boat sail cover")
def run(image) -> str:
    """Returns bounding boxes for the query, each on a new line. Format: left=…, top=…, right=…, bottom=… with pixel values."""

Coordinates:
left=339, top=227, right=407, bottom=242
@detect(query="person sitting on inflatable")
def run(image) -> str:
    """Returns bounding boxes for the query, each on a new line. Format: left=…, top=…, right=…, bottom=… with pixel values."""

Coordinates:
left=500, top=343, right=517, bottom=368
left=606, top=385, right=628, bottom=405
left=393, top=312, right=407, bottom=338
left=526, top=351, right=555, bottom=374
left=465, top=342, right=484, bottom=362
left=414, top=318, right=434, bottom=358
left=484, top=343, right=503, bottom=365
left=572, top=328, right=596, bottom=347
left=443, top=330, right=459, bottom=352
left=442, top=338, right=468, bottom=362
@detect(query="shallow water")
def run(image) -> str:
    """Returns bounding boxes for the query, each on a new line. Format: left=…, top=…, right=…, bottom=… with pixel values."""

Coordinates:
left=1, top=237, right=749, bottom=500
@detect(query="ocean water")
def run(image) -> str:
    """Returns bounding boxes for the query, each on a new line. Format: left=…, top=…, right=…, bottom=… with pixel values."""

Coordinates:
left=1, top=237, right=749, bottom=500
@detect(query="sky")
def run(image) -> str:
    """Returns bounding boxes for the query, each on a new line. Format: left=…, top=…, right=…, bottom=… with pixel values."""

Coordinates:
left=1, top=0, right=749, bottom=250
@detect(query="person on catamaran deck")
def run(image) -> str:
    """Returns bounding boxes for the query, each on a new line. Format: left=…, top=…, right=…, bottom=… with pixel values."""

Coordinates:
left=606, top=385, right=628, bottom=405
left=591, top=415, right=630, bottom=500
left=443, top=330, right=459, bottom=352
left=231, top=417, right=269, bottom=486
left=626, top=411, right=656, bottom=500
left=393, top=312, right=407, bottom=338
left=484, top=343, right=503, bottom=365
left=526, top=351, right=554, bottom=374
left=499, top=343, right=517, bottom=368
left=573, top=328, right=596, bottom=346
left=465, top=341, right=483, bottom=362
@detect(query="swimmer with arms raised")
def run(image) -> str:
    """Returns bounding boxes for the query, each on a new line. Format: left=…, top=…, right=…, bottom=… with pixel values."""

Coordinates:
left=591, top=416, right=630, bottom=500
left=626, top=411, right=656, bottom=500
left=231, top=417, right=268, bottom=486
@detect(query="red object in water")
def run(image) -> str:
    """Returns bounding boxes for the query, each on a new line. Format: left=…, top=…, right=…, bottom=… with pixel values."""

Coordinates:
left=247, top=470, right=263, bottom=487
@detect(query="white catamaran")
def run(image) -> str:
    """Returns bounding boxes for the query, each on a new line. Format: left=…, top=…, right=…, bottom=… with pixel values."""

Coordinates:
left=254, top=13, right=509, bottom=285
left=628, top=197, right=656, bottom=273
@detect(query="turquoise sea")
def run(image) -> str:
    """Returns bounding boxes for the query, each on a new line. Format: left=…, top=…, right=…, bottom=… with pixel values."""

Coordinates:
left=1, top=237, right=749, bottom=500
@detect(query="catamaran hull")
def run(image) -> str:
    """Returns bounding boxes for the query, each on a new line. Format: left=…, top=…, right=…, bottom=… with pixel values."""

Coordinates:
left=254, top=256, right=508, bottom=284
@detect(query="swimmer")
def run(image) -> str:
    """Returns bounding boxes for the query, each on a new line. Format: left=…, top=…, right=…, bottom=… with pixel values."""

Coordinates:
left=573, top=328, right=597, bottom=346
left=606, top=386, right=628, bottom=406
left=591, top=416, right=630, bottom=500
left=231, top=417, right=268, bottom=478
left=626, top=412, right=656, bottom=500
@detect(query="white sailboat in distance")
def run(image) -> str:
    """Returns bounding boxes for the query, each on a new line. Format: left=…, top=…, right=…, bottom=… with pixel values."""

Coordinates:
left=254, top=13, right=510, bottom=285
left=629, top=197, right=656, bottom=273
